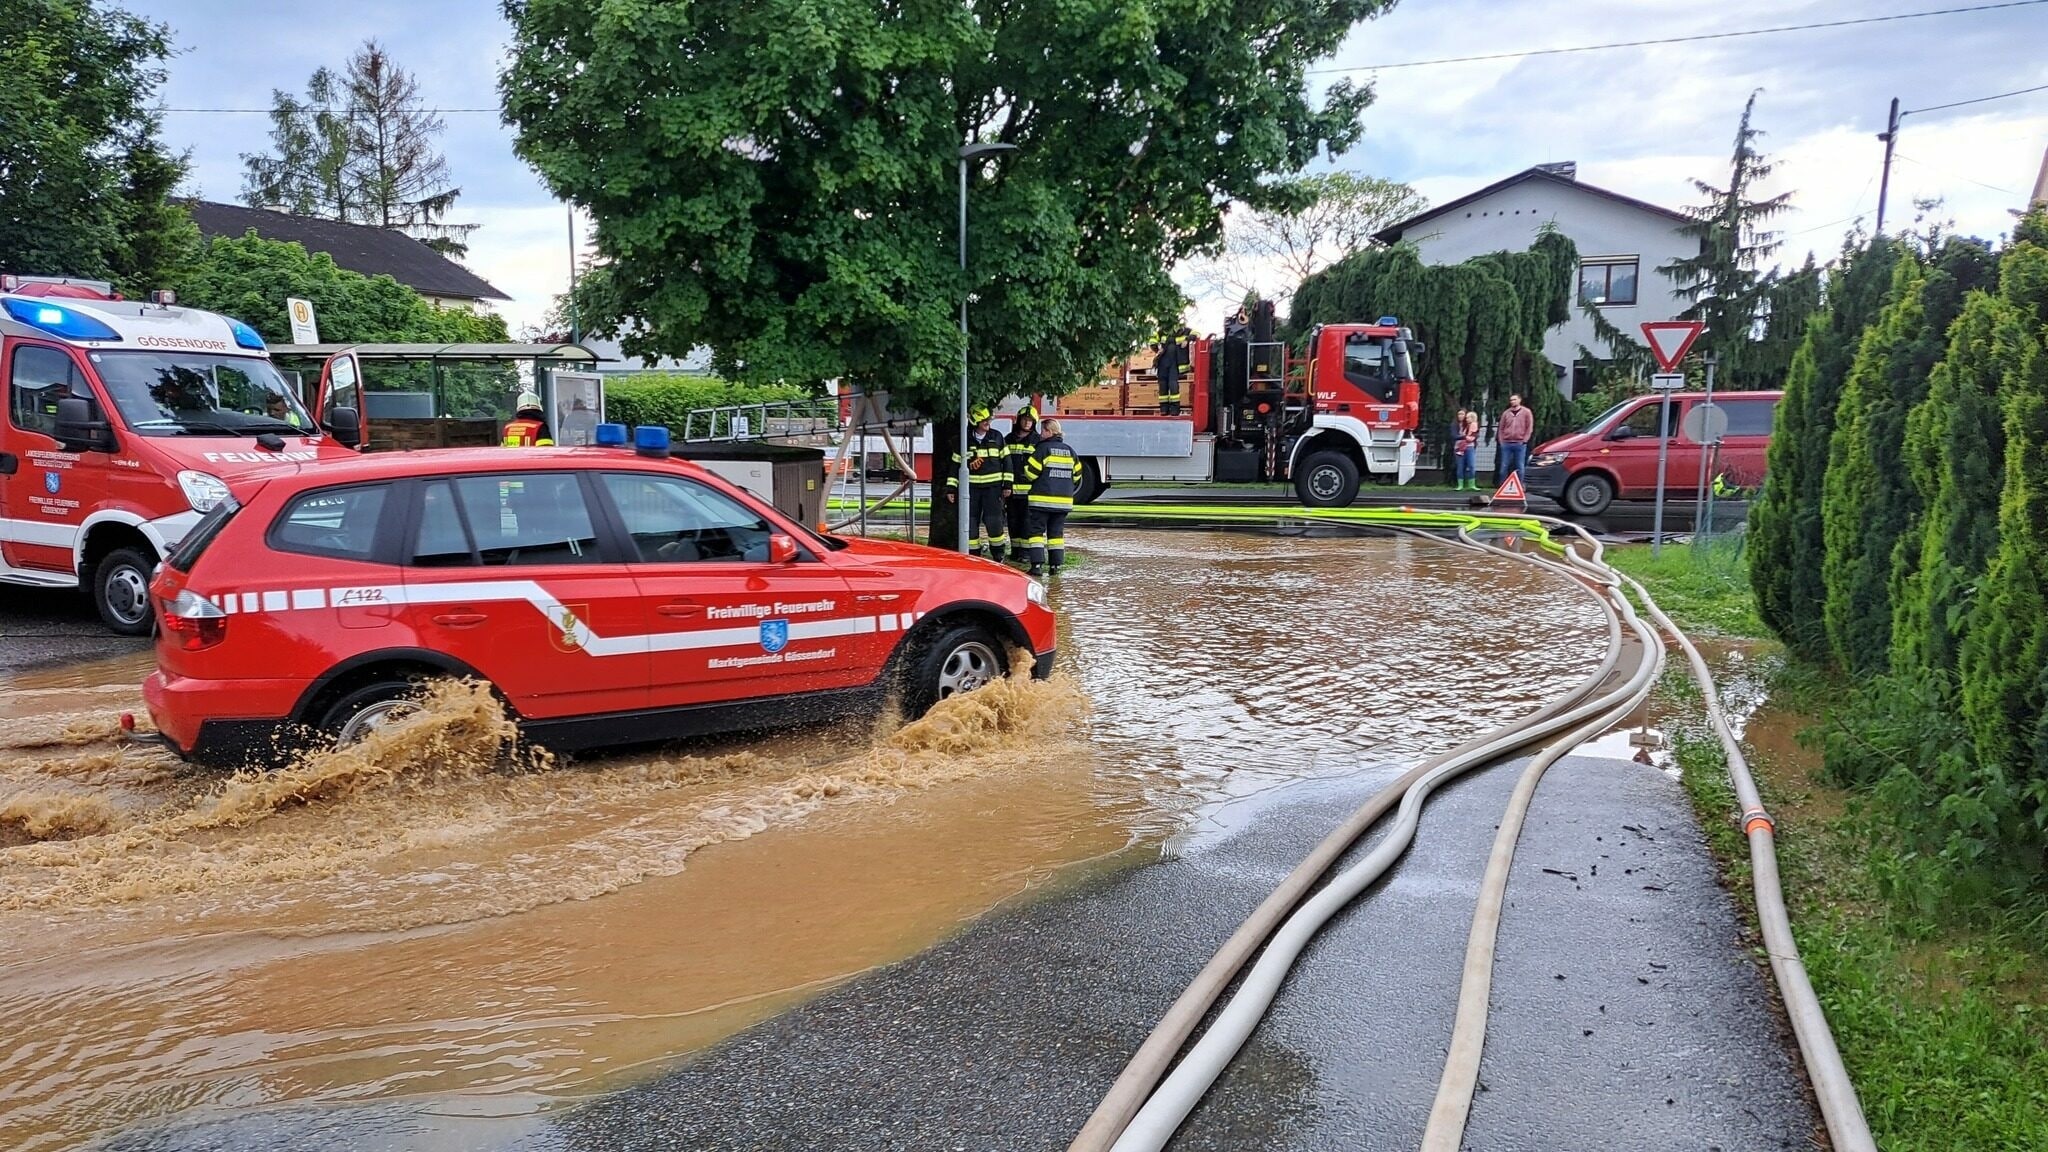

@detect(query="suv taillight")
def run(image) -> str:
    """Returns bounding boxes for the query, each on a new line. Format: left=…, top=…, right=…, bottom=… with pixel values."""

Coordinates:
left=160, top=589, right=227, bottom=651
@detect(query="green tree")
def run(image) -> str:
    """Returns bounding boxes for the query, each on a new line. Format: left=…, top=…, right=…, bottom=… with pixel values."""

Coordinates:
left=1658, top=92, right=1793, bottom=384
left=175, top=231, right=508, bottom=344
left=1821, top=239, right=1997, bottom=675
left=241, top=67, right=358, bottom=221
left=0, top=0, right=196, bottom=294
left=501, top=0, right=1389, bottom=416
left=240, top=40, right=475, bottom=256
left=1749, top=235, right=1900, bottom=661
left=1747, top=253, right=1822, bottom=389
left=1191, top=171, right=1426, bottom=303
left=1891, top=241, right=2048, bottom=689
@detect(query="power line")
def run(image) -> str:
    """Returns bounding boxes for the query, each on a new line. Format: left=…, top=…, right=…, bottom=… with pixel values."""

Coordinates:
left=1895, top=151, right=2024, bottom=196
left=1307, top=0, right=2048, bottom=74
left=1904, top=81, right=2048, bottom=116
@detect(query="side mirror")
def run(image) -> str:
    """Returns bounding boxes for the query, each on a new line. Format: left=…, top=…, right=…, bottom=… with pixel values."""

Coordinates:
left=1408, top=340, right=1427, bottom=358
left=1606, top=425, right=1636, bottom=441
left=768, top=533, right=798, bottom=564
left=54, top=397, right=115, bottom=453
left=325, top=405, right=362, bottom=449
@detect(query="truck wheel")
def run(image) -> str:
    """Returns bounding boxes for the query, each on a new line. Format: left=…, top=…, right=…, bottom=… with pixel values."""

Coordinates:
left=1294, top=451, right=1360, bottom=507
left=320, top=680, right=429, bottom=748
left=1563, top=473, right=1614, bottom=516
left=900, top=621, right=1007, bottom=718
left=1075, top=459, right=1104, bottom=505
left=92, top=545, right=157, bottom=636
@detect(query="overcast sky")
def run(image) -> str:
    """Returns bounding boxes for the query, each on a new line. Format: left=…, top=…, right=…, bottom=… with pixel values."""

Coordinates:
left=151, top=0, right=2048, bottom=334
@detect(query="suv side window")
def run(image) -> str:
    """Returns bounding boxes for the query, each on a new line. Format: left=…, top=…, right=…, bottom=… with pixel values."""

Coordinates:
left=452, top=472, right=600, bottom=566
left=411, top=479, right=478, bottom=567
left=9, top=345, right=88, bottom=437
left=271, top=484, right=392, bottom=561
left=601, top=472, right=775, bottom=563
left=1720, top=397, right=1778, bottom=437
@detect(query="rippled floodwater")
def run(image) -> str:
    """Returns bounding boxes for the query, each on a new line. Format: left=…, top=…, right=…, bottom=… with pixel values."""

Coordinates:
left=0, top=529, right=1605, bottom=1150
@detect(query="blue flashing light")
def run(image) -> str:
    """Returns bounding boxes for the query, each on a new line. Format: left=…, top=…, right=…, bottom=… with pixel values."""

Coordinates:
left=594, top=423, right=628, bottom=447
left=3, top=297, right=120, bottom=342
left=1376, top=315, right=1400, bottom=326
left=633, top=425, right=671, bottom=457
left=228, top=318, right=266, bottom=350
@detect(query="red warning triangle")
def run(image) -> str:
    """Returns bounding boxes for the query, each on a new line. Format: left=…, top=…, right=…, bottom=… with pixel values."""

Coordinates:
left=1492, top=471, right=1527, bottom=502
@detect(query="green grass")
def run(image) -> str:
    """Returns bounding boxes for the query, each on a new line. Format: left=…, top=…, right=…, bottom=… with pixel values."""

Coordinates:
left=1603, top=537, right=1764, bottom=637
left=1626, top=548, right=2048, bottom=1151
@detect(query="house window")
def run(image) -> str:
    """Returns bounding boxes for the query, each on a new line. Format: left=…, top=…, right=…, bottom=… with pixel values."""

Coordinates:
left=1578, top=258, right=1639, bottom=307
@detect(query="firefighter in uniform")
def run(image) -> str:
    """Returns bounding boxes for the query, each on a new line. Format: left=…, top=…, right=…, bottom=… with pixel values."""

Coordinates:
left=1005, top=405, right=1041, bottom=559
left=946, top=406, right=1011, bottom=560
left=1021, top=417, right=1078, bottom=577
left=502, top=392, right=555, bottom=447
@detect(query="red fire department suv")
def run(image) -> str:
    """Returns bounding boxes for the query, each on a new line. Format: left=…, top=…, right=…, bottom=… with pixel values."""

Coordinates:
left=141, top=440, right=1057, bottom=766
left=1, top=277, right=360, bottom=633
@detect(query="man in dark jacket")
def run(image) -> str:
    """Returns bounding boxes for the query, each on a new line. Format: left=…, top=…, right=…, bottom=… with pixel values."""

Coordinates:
left=1021, top=417, right=1078, bottom=577
left=1004, top=406, right=1040, bottom=559
left=946, top=406, right=1011, bottom=560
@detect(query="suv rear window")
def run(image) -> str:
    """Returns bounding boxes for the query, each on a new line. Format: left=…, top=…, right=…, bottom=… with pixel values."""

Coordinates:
left=406, top=472, right=601, bottom=567
left=167, top=499, right=239, bottom=573
left=269, top=484, right=392, bottom=562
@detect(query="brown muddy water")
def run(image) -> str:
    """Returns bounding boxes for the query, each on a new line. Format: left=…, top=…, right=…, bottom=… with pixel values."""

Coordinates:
left=0, top=529, right=1608, bottom=1151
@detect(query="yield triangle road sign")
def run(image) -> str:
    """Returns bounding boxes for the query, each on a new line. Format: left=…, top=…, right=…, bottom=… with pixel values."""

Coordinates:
left=1640, top=321, right=1705, bottom=372
left=1492, top=470, right=1527, bottom=502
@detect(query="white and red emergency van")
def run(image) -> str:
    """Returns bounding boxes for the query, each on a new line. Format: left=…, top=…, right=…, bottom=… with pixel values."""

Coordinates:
left=0, top=276, right=361, bottom=633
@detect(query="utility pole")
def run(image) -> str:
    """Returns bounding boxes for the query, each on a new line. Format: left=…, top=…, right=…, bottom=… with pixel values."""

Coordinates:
left=566, top=203, right=581, bottom=343
left=1875, top=97, right=1901, bottom=235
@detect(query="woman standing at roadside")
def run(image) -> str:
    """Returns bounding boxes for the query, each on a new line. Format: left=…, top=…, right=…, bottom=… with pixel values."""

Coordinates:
left=1453, top=407, right=1481, bottom=490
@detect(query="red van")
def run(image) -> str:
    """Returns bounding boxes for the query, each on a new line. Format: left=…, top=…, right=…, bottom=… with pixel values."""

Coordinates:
left=1, top=277, right=361, bottom=633
left=1523, top=390, right=1781, bottom=516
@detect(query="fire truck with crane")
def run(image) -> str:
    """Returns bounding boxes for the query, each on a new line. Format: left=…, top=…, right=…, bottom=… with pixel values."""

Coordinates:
left=1046, top=300, right=1424, bottom=505
left=864, top=302, right=1425, bottom=506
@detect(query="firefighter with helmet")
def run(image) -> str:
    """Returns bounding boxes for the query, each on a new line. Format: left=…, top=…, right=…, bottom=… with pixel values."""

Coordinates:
left=503, top=392, right=555, bottom=447
left=1022, top=417, right=1078, bottom=577
left=946, top=405, right=1011, bottom=560
left=1005, top=404, right=1041, bottom=557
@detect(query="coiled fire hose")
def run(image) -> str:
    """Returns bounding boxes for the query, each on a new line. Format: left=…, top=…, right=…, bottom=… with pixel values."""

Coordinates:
left=1062, top=505, right=1874, bottom=1152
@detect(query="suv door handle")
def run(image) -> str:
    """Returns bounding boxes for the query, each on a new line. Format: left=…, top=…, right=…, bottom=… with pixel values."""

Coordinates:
left=431, top=611, right=488, bottom=627
left=656, top=602, right=705, bottom=618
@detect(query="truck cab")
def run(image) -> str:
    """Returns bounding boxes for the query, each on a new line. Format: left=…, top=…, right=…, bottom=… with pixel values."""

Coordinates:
left=0, top=276, right=361, bottom=633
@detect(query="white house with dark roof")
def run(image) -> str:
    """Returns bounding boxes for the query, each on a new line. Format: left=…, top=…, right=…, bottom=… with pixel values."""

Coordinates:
left=1373, top=162, right=1698, bottom=396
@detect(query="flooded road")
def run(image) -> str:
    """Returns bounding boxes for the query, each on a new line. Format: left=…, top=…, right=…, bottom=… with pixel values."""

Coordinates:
left=0, top=529, right=1607, bottom=1151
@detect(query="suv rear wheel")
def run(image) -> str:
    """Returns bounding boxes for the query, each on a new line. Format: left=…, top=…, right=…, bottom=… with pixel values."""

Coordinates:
left=319, top=679, right=429, bottom=747
left=900, top=621, right=1007, bottom=717
left=92, top=545, right=156, bottom=636
left=1563, top=472, right=1615, bottom=516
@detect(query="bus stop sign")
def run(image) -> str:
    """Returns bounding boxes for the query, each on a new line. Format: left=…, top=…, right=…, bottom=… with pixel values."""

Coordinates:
left=1641, top=321, right=1704, bottom=372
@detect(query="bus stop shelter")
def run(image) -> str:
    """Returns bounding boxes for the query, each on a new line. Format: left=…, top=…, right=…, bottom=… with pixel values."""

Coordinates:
left=272, top=343, right=606, bottom=452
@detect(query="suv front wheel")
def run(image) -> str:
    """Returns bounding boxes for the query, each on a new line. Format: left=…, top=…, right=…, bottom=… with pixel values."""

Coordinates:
left=900, top=621, right=1008, bottom=717
left=1563, top=472, right=1615, bottom=516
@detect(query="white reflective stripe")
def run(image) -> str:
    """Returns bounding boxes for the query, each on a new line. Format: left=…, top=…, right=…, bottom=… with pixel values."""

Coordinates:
left=241, top=592, right=260, bottom=614
left=898, top=612, right=914, bottom=630
left=879, top=614, right=897, bottom=632
left=291, top=588, right=325, bottom=610
left=262, top=590, right=287, bottom=612
left=0, top=517, right=82, bottom=549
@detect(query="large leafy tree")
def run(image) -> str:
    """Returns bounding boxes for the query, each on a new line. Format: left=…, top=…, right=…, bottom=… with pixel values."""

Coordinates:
left=0, top=0, right=197, bottom=294
left=1190, top=172, right=1425, bottom=305
left=241, top=40, right=476, bottom=256
left=1748, top=235, right=1900, bottom=661
left=500, top=0, right=1390, bottom=414
left=1658, top=91, right=1793, bottom=385
left=175, top=231, right=508, bottom=344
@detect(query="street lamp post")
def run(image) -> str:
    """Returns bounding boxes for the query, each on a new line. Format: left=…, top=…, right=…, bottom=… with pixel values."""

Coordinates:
left=957, top=141, right=1017, bottom=552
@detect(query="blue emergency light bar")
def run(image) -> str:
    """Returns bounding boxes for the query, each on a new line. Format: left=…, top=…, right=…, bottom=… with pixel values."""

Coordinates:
left=1377, top=315, right=1399, bottom=326
left=228, top=318, right=266, bottom=350
left=634, top=425, right=671, bottom=457
left=594, top=423, right=628, bottom=446
left=3, top=297, right=120, bottom=342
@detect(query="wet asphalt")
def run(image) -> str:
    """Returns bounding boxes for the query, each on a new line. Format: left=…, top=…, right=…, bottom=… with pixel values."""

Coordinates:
left=97, top=750, right=1817, bottom=1152
left=0, top=586, right=148, bottom=676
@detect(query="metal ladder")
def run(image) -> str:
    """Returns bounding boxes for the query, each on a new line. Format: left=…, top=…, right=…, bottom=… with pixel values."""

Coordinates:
left=679, top=397, right=841, bottom=443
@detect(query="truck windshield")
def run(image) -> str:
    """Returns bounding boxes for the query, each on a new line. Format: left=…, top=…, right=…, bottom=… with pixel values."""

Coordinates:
left=86, top=350, right=316, bottom=437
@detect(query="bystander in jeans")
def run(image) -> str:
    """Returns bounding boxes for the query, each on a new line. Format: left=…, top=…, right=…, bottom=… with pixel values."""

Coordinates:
left=1453, top=407, right=1480, bottom=490
left=1496, top=392, right=1533, bottom=484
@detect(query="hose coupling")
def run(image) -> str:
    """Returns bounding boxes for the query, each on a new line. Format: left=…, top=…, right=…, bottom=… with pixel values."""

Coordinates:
left=1741, top=807, right=1776, bottom=836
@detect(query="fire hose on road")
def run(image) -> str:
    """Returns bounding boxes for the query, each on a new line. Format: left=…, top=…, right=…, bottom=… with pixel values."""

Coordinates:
left=1060, top=504, right=1875, bottom=1152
